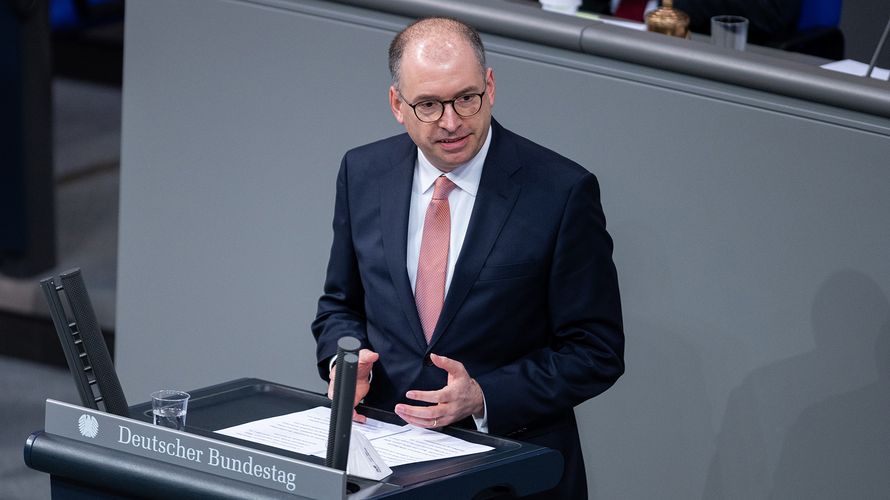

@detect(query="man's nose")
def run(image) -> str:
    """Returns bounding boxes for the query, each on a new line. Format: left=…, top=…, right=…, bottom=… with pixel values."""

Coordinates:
left=437, top=103, right=461, bottom=131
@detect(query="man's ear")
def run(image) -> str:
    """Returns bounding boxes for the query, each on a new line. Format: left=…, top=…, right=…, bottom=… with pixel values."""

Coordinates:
left=486, top=68, right=496, bottom=107
left=389, top=86, right=405, bottom=124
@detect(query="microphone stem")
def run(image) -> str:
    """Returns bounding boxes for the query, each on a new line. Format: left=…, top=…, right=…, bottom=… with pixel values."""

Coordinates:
left=865, top=16, right=890, bottom=79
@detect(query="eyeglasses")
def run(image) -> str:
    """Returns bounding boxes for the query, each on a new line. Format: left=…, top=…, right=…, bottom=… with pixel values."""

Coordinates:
left=398, top=87, right=486, bottom=123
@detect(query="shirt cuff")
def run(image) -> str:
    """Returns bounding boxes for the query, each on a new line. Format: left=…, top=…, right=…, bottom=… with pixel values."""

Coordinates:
left=471, top=392, right=489, bottom=433
left=328, top=355, right=372, bottom=384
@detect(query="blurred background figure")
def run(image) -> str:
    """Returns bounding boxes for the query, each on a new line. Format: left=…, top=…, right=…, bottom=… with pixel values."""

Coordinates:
left=673, top=0, right=804, bottom=44
left=580, top=0, right=844, bottom=59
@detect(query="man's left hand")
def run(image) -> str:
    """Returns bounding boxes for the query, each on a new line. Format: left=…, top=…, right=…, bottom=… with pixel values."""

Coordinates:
left=394, top=354, right=484, bottom=428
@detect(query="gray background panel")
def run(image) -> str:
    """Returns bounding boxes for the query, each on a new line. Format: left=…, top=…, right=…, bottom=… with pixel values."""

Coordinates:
left=118, top=0, right=890, bottom=498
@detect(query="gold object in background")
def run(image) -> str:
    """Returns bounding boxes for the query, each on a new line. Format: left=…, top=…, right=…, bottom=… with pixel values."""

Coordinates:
left=646, top=0, right=690, bottom=38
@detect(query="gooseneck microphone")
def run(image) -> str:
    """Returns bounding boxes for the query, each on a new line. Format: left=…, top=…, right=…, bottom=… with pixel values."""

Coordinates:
left=325, top=336, right=361, bottom=471
left=865, top=15, right=890, bottom=79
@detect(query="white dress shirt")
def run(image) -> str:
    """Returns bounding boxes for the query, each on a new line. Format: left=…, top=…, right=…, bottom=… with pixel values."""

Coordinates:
left=406, top=125, right=492, bottom=432
left=406, top=126, right=492, bottom=295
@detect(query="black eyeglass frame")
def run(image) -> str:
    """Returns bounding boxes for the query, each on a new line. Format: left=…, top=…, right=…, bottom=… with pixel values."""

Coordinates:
left=397, top=86, right=487, bottom=123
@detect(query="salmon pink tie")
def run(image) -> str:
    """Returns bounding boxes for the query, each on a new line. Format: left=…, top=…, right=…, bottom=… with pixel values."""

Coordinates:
left=415, top=175, right=457, bottom=343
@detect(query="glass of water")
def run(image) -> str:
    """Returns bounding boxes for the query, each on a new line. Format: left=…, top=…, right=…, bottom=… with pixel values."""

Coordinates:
left=711, top=15, right=748, bottom=51
left=151, top=390, right=190, bottom=430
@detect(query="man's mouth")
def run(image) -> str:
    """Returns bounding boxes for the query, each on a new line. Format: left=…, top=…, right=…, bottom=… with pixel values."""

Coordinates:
left=438, top=134, right=469, bottom=145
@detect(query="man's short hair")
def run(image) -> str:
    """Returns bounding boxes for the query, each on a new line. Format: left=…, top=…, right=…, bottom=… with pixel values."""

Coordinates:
left=388, top=17, right=487, bottom=88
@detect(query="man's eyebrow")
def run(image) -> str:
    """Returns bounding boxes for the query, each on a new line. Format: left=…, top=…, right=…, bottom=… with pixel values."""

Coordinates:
left=411, top=85, right=483, bottom=102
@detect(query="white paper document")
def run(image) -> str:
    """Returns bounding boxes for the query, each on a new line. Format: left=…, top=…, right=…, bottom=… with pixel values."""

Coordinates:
left=347, top=429, right=392, bottom=480
left=820, top=59, right=890, bottom=81
left=216, top=406, right=494, bottom=470
left=356, top=425, right=493, bottom=467
left=599, top=18, right=648, bottom=31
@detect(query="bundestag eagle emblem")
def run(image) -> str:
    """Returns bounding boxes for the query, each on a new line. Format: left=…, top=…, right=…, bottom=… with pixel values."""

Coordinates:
left=78, top=414, right=99, bottom=438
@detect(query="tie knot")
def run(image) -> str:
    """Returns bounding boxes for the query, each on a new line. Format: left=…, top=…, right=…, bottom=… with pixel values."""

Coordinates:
left=432, top=175, right=457, bottom=200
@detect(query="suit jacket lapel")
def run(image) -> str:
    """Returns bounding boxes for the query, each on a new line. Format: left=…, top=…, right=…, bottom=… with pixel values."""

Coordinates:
left=429, top=122, right=521, bottom=351
left=380, top=139, right=427, bottom=350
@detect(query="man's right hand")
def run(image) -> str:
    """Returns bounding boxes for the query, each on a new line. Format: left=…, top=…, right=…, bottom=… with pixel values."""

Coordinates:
left=327, top=348, right=379, bottom=423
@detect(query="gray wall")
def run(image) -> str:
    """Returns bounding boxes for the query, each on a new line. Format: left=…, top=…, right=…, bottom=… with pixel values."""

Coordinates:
left=117, top=0, right=890, bottom=498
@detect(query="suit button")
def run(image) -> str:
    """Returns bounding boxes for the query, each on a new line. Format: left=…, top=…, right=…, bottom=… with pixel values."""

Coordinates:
left=423, top=355, right=433, bottom=366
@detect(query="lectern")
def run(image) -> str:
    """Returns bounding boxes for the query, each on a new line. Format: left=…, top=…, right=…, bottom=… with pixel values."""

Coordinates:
left=24, top=378, right=563, bottom=499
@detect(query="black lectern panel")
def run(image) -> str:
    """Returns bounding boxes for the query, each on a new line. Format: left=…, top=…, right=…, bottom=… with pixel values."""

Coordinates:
left=25, top=432, right=294, bottom=500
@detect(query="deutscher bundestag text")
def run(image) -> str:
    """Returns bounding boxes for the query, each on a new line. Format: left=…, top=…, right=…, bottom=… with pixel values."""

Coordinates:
left=117, top=425, right=298, bottom=491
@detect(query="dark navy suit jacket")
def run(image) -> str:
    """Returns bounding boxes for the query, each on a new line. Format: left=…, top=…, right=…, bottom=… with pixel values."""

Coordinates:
left=313, top=120, right=624, bottom=498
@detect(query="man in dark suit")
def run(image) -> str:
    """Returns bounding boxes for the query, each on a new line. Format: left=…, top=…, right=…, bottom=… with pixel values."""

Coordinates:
left=312, top=17, right=624, bottom=499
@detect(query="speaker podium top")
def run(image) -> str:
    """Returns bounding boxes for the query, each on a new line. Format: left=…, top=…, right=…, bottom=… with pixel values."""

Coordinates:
left=25, top=378, right=563, bottom=499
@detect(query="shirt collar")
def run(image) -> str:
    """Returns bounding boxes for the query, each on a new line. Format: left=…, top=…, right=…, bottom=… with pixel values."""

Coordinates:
left=416, top=124, right=491, bottom=197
